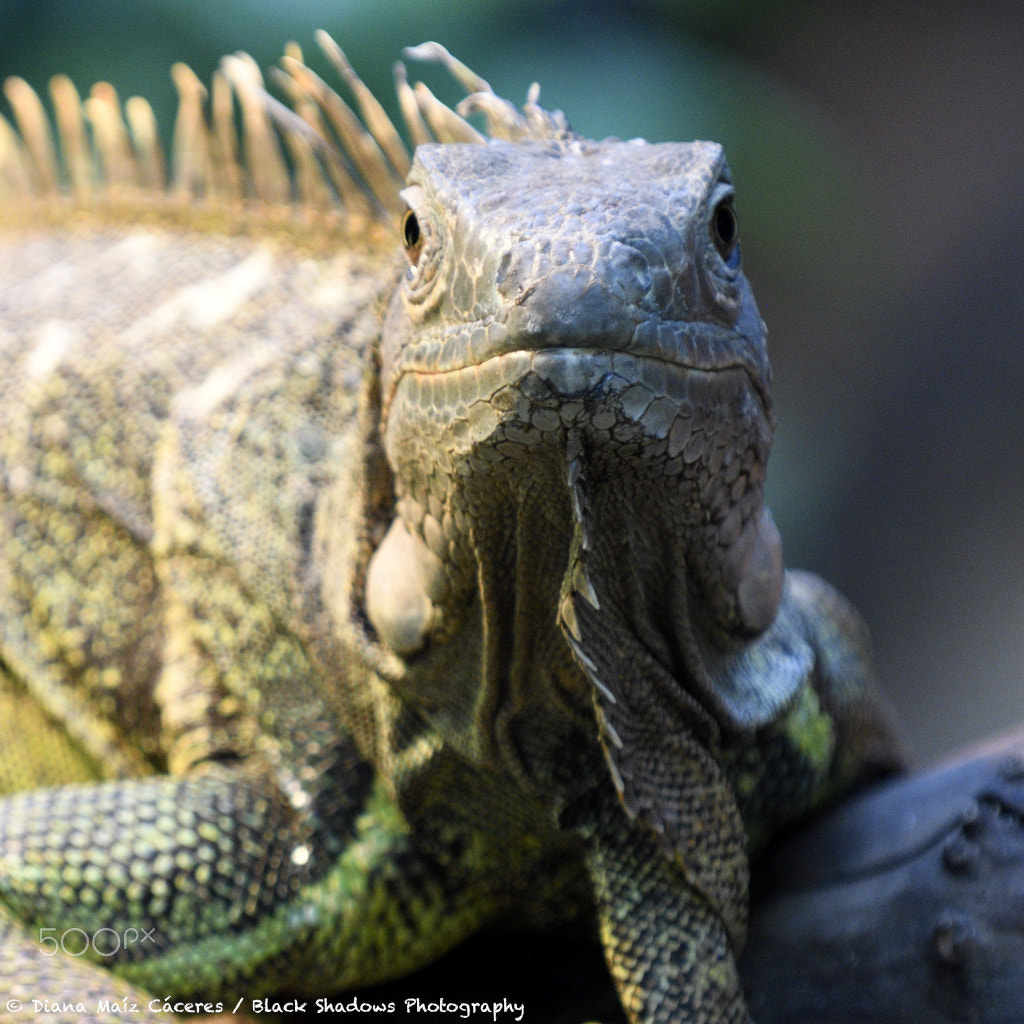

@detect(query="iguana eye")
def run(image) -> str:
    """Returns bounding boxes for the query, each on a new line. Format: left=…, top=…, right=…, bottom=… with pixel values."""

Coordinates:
left=398, top=186, right=445, bottom=308
left=402, top=209, right=423, bottom=265
left=711, top=196, right=740, bottom=269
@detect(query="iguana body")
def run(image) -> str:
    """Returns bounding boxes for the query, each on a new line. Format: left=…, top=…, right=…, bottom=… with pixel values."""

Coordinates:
left=0, top=38, right=901, bottom=1023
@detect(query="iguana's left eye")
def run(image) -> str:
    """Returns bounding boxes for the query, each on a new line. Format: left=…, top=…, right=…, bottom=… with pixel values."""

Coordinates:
left=711, top=196, right=740, bottom=269
left=402, top=209, right=423, bottom=265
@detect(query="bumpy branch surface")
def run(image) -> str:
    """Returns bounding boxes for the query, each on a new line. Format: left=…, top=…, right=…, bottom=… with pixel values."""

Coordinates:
left=742, top=727, right=1024, bottom=1023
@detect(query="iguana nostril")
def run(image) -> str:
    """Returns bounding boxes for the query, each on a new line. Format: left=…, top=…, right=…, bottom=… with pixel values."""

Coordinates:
left=605, top=241, right=652, bottom=304
left=495, top=240, right=537, bottom=299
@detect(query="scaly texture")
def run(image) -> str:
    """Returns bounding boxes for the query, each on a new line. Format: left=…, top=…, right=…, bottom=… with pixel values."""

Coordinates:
left=0, top=35, right=902, bottom=1023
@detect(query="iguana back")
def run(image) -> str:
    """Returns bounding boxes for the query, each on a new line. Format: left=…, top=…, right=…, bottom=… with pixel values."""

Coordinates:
left=0, top=39, right=467, bottom=788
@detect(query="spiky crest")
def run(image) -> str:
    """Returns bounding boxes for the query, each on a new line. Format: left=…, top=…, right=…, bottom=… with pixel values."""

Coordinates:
left=0, top=34, right=573, bottom=236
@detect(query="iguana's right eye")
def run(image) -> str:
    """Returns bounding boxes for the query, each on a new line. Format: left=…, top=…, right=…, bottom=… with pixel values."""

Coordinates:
left=398, top=185, right=445, bottom=308
left=402, top=209, right=422, bottom=265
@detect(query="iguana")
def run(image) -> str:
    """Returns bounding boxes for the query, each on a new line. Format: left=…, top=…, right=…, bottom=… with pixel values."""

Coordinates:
left=0, top=35, right=903, bottom=1023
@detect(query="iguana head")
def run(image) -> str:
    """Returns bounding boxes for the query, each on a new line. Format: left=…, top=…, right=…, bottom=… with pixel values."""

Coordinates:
left=364, top=122, right=793, bottom=782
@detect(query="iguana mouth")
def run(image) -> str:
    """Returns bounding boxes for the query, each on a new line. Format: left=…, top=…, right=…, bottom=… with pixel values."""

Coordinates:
left=380, top=337, right=771, bottom=427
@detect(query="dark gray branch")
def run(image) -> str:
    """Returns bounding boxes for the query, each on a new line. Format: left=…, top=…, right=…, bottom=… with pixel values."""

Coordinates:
left=742, top=729, right=1024, bottom=1023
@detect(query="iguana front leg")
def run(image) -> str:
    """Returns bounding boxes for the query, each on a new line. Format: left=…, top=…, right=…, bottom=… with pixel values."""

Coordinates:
left=0, top=758, right=503, bottom=1020
left=0, top=515, right=515, bottom=1016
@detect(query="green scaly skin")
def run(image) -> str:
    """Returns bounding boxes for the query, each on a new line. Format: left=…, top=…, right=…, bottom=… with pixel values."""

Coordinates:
left=0, top=41, right=903, bottom=1023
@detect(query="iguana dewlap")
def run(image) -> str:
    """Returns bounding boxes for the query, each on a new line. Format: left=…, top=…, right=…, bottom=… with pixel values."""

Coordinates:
left=0, top=38, right=902, bottom=1024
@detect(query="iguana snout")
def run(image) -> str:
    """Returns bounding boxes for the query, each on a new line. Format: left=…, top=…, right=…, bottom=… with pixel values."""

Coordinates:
left=496, top=238, right=649, bottom=350
left=378, top=137, right=772, bottom=411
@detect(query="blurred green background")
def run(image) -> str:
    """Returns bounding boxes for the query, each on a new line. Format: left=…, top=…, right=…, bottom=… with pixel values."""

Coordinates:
left=2, top=0, right=1023, bottom=766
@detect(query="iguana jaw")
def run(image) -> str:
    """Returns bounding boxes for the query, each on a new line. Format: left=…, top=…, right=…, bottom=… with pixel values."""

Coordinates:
left=363, top=339, right=779, bottom=785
